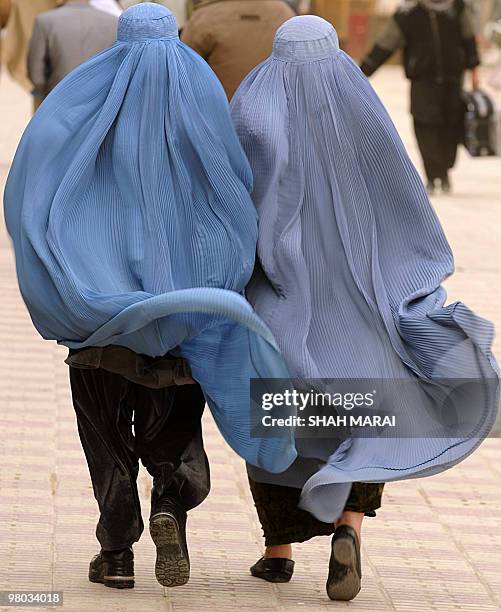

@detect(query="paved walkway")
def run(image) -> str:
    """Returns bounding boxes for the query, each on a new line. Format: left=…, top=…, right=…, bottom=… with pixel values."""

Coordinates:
left=1, top=66, right=500, bottom=612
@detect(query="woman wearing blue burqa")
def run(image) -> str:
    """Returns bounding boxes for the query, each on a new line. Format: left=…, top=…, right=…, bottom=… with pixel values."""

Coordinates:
left=231, top=15, right=499, bottom=601
left=3, top=3, right=298, bottom=590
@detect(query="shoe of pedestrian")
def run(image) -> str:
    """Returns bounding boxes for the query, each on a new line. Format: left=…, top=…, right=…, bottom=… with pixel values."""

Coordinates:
left=250, top=557, right=295, bottom=583
left=326, top=525, right=361, bottom=601
left=88, top=547, right=135, bottom=589
left=150, top=508, right=190, bottom=587
left=426, top=180, right=435, bottom=195
left=441, top=174, right=451, bottom=194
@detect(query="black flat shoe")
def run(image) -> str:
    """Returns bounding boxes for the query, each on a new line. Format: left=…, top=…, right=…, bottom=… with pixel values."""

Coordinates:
left=88, top=547, right=134, bottom=589
left=150, top=511, right=190, bottom=587
left=326, top=525, right=361, bottom=601
left=250, top=557, right=295, bottom=583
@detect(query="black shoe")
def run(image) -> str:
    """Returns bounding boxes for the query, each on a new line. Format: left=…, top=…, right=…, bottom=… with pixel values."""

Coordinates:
left=88, top=548, right=134, bottom=589
left=250, top=557, right=295, bottom=583
left=326, top=526, right=361, bottom=601
left=441, top=174, right=451, bottom=193
left=150, top=506, right=190, bottom=587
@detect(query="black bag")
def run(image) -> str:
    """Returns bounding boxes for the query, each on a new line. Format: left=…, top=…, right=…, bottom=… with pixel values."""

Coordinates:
left=462, top=89, right=500, bottom=157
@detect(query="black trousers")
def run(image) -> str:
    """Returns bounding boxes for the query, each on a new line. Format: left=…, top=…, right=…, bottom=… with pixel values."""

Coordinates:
left=411, top=78, right=464, bottom=182
left=248, top=478, right=384, bottom=546
left=69, top=365, right=210, bottom=551
left=414, top=120, right=460, bottom=182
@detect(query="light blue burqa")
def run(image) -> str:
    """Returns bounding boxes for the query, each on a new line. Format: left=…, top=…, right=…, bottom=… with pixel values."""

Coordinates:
left=231, top=16, right=499, bottom=521
left=3, top=4, right=297, bottom=473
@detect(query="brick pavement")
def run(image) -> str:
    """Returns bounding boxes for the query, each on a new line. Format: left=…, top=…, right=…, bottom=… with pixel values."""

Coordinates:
left=0, top=66, right=500, bottom=611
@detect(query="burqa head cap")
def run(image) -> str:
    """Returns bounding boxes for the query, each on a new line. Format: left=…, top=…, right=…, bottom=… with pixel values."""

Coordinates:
left=272, top=15, right=340, bottom=62
left=117, top=2, right=178, bottom=42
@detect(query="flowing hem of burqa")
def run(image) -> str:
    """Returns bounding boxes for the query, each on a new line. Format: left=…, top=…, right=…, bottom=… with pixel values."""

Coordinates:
left=232, top=16, right=500, bottom=522
left=61, top=286, right=297, bottom=473
left=3, top=6, right=297, bottom=474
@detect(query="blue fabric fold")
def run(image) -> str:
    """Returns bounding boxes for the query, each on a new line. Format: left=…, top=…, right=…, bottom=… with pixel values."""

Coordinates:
left=232, top=15, right=499, bottom=522
left=3, top=3, right=297, bottom=474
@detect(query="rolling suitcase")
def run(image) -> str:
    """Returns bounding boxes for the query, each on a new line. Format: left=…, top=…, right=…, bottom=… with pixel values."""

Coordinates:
left=461, top=89, right=500, bottom=157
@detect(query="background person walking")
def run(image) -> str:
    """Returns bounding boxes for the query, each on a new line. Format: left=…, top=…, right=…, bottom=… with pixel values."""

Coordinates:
left=1, top=0, right=121, bottom=98
left=27, top=0, right=118, bottom=108
left=181, top=0, right=294, bottom=99
left=361, top=0, right=481, bottom=194
left=1, top=0, right=56, bottom=93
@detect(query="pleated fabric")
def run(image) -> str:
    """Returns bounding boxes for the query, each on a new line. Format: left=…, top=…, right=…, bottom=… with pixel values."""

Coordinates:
left=231, top=16, right=499, bottom=521
left=3, top=3, right=297, bottom=473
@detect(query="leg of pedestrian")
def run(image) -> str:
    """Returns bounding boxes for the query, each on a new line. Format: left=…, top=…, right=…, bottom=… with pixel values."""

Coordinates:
left=69, top=365, right=142, bottom=589
left=133, top=382, right=210, bottom=588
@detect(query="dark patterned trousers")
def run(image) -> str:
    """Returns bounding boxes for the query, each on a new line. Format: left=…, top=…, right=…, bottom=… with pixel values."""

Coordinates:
left=248, top=478, right=384, bottom=546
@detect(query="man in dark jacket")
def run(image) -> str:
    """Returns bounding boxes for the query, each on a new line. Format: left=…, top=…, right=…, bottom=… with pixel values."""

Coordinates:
left=361, top=0, right=480, bottom=194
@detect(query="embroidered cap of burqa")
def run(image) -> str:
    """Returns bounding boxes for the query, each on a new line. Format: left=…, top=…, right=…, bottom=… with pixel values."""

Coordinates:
left=3, top=3, right=297, bottom=473
left=231, top=16, right=499, bottom=522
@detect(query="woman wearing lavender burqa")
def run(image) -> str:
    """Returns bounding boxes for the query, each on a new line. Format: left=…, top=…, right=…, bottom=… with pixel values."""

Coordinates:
left=231, top=15, right=499, bottom=601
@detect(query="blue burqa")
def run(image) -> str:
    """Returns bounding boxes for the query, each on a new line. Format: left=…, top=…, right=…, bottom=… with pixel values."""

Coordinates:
left=231, top=16, right=499, bottom=521
left=3, top=4, right=297, bottom=473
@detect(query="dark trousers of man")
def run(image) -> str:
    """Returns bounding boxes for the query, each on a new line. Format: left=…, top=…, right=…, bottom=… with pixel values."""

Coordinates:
left=248, top=478, right=384, bottom=546
left=411, top=78, right=464, bottom=182
left=69, top=365, right=210, bottom=552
